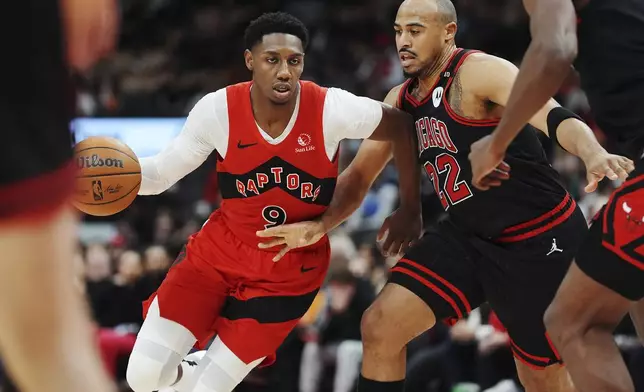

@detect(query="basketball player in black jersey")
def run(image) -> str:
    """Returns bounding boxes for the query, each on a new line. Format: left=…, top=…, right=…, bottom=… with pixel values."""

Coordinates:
left=0, top=0, right=117, bottom=391
left=469, top=0, right=644, bottom=390
left=259, top=0, right=635, bottom=391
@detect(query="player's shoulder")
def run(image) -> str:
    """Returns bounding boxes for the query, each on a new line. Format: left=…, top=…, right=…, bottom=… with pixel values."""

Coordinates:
left=190, top=88, right=226, bottom=111
left=385, top=82, right=410, bottom=108
left=458, top=51, right=516, bottom=77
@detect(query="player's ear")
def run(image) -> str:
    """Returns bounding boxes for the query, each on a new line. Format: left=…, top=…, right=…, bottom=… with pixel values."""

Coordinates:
left=244, top=49, right=253, bottom=71
left=444, top=22, right=457, bottom=43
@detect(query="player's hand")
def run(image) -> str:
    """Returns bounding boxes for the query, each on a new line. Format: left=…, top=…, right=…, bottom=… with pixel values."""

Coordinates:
left=61, top=0, right=119, bottom=71
left=582, top=151, right=634, bottom=193
left=256, top=221, right=326, bottom=262
left=469, top=135, right=512, bottom=191
left=377, top=206, right=422, bottom=257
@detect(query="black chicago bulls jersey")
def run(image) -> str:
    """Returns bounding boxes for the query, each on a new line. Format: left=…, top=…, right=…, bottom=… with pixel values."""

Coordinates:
left=398, top=49, right=570, bottom=239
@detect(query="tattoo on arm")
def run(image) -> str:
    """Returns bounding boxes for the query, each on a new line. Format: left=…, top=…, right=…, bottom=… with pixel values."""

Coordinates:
left=449, top=73, right=464, bottom=115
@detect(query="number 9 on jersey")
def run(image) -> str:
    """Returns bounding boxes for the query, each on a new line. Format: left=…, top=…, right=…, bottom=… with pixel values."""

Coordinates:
left=262, top=205, right=287, bottom=229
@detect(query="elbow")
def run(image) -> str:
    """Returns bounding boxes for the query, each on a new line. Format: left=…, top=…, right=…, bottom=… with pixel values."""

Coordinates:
left=535, top=37, right=577, bottom=73
left=379, top=107, right=415, bottom=142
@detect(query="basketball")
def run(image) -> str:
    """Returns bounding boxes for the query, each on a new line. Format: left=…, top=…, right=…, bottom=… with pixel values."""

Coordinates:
left=73, top=136, right=142, bottom=216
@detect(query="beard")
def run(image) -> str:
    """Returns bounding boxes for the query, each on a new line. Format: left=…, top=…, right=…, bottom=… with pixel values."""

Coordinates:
left=403, top=70, right=421, bottom=79
left=402, top=63, right=428, bottom=79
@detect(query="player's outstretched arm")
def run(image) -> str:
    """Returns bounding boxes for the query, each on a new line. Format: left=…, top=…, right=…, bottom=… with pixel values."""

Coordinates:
left=319, top=84, right=418, bottom=233
left=138, top=93, right=220, bottom=195
left=490, top=0, right=578, bottom=150
left=468, top=0, right=577, bottom=188
left=464, top=53, right=634, bottom=192
left=257, top=84, right=422, bottom=260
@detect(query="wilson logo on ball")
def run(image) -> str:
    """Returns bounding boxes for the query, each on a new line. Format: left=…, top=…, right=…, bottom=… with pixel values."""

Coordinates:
left=77, top=154, right=125, bottom=169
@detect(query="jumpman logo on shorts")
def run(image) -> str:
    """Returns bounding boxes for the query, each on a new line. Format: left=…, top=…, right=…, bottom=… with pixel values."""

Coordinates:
left=547, top=238, right=563, bottom=256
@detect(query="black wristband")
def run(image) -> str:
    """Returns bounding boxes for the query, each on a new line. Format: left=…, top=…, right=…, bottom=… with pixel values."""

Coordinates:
left=547, top=107, right=583, bottom=151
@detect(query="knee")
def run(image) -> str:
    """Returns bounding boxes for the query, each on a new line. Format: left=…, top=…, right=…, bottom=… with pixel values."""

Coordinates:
left=126, top=347, right=180, bottom=392
left=360, top=303, right=390, bottom=348
left=544, top=301, right=573, bottom=344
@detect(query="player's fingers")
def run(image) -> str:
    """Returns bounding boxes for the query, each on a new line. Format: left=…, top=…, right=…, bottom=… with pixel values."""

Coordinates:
left=273, top=246, right=291, bottom=262
left=257, top=238, right=287, bottom=249
left=609, top=159, right=630, bottom=180
left=486, top=168, right=510, bottom=181
left=399, top=239, right=414, bottom=255
left=385, top=240, right=404, bottom=257
left=584, top=176, right=600, bottom=193
left=256, top=226, right=285, bottom=237
left=621, top=158, right=635, bottom=174
left=472, top=178, right=490, bottom=191
left=497, top=161, right=511, bottom=173
left=603, top=165, right=619, bottom=181
left=380, top=235, right=395, bottom=256
left=480, top=177, right=503, bottom=188
left=377, top=218, right=391, bottom=242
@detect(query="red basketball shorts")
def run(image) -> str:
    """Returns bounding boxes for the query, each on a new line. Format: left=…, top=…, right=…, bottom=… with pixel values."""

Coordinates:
left=143, top=212, right=330, bottom=365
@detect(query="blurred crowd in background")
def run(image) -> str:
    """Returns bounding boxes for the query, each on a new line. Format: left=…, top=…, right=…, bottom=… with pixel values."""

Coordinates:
left=3, top=0, right=642, bottom=391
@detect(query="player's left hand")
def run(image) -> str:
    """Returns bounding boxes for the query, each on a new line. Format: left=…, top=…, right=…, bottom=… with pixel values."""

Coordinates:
left=469, top=135, right=512, bottom=191
left=256, top=221, right=326, bottom=262
left=377, top=206, right=422, bottom=257
left=582, top=151, right=635, bottom=193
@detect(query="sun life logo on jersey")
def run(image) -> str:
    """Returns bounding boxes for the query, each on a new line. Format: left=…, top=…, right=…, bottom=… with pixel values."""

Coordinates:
left=296, top=133, right=315, bottom=153
left=432, top=87, right=444, bottom=108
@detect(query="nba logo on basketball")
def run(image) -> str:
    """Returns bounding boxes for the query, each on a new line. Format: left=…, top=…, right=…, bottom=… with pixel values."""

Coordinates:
left=92, top=180, right=104, bottom=201
left=296, top=133, right=315, bottom=153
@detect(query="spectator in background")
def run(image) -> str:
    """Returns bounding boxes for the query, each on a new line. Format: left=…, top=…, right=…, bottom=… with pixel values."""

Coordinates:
left=85, top=244, right=115, bottom=327
left=141, top=245, right=171, bottom=296
left=300, top=268, right=375, bottom=392
left=106, top=250, right=146, bottom=332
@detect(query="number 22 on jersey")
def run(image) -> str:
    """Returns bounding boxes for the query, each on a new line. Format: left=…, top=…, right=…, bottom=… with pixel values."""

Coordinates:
left=424, top=153, right=473, bottom=210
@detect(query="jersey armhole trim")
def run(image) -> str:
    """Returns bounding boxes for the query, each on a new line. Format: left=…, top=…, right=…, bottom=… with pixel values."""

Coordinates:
left=397, top=79, right=412, bottom=108
left=442, top=50, right=501, bottom=127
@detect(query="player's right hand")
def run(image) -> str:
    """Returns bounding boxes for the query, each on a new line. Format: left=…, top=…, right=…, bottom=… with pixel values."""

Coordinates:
left=61, top=0, right=119, bottom=71
left=582, top=151, right=634, bottom=193
left=377, top=207, right=422, bottom=257
left=256, top=221, right=327, bottom=262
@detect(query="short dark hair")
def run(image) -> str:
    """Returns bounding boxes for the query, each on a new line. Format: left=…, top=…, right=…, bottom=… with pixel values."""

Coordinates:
left=244, top=12, right=309, bottom=51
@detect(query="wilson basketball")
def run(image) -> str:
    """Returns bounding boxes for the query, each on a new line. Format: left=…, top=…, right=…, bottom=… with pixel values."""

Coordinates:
left=73, top=136, right=141, bottom=216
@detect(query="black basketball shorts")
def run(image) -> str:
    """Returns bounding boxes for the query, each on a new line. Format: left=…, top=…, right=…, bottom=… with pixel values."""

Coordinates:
left=576, top=159, right=644, bottom=301
left=0, top=0, right=75, bottom=222
left=389, top=199, right=588, bottom=369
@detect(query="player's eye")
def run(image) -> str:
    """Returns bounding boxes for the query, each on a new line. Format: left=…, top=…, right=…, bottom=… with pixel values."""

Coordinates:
left=288, top=58, right=300, bottom=65
left=410, top=30, right=420, bottom=35
left=394, top=29, right=402, bottom=35
left=267, top=58, right=278, bottom=64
